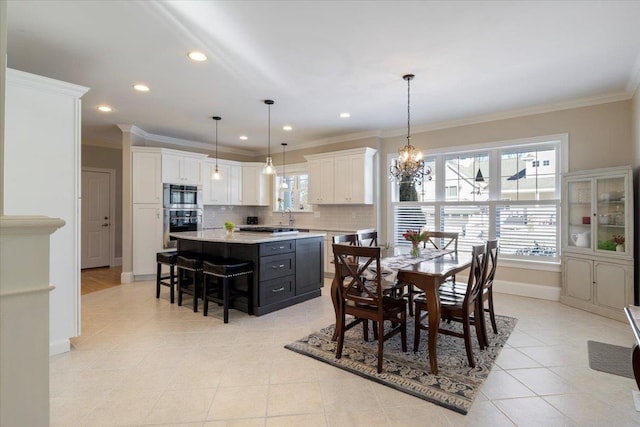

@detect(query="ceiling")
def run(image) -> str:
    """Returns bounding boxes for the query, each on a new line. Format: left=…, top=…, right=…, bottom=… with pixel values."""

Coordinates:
left=6, top=1, right=640, bottom=155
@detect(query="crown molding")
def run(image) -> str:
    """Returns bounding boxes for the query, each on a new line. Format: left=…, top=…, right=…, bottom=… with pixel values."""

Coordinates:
left=83, top=140, right=122, bottom=150
left=380, top=91, right=633, bottom=138
left=7, top=68, right=89, bottom=98
left=116, top=125, right=251, bottom=156
left=254, top=130, right=382, bottom=155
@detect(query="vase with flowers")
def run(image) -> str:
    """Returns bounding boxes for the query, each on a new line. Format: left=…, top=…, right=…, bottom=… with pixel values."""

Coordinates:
left=612, top=234, right=625, bottom=252
left=224, top=221, right=235, bottom=237
left=403, top=228, right=429, bottom=257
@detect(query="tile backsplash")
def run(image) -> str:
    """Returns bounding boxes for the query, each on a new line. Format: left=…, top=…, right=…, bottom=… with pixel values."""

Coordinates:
left=203, top=204, right=376, bottom=231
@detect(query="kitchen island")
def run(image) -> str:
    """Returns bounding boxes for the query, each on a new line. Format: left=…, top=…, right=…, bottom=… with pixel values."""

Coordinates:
left=170, top=229, right=325, bottom=316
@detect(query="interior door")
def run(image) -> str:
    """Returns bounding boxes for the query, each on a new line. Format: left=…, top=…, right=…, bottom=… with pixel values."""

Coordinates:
left=81, top=170, right=111, bottom=268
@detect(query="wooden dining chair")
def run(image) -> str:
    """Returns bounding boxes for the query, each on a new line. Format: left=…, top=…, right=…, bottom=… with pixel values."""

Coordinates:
left=397, top=231, right=460, bottom=316
left=357, top=230, right=378, bottom=247
left=332, top=243, right=407, bottom=373
left=439, top=239, right=499, bottom=347
left=406, top=243, right=487, bottom=368
left=333, top=233, right=359, bottom=245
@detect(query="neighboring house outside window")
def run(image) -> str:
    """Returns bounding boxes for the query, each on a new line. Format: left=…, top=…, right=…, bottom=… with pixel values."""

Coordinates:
left=275, top=172, right=311, bottom=212
left=390, top=136, right=566, bottom=262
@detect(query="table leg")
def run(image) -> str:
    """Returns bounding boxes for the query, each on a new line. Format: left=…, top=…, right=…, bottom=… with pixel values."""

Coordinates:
left=424, top=280, right=441, bottom=374
left=633, top=344, right=640, bottom=391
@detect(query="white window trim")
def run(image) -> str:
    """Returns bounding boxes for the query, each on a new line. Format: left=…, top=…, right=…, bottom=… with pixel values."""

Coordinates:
left=273, top=162, right=312, bottom=213
left=386, top=133, right=568, bottom=264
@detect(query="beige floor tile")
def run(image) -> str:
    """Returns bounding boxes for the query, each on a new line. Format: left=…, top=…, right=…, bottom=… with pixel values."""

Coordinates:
left=506, top=367, right=578, bottom=396
left=494, top=347, right=542, bottom=369
left=383, top=404, right=450, bottom=426
left=267, top=382, right=324, bottom=416
left=325, top=409, right=389, bottom=427
left=265, top=413, right=327, bottom=427
left=480, top=370, right=536, bottom=400
left=205, top=419, right=267, bottom=427
left=218, top=361, right=272, bottom=387
left=517, top=344, right=587, bottom=367
left=442, top=400, right=515, bottom=426
left=144, top=388, right=217, bottom=424
left=81, top=390, right=162, bottom=426
left=493, top=396, right=571, bottom=426
left=208, top=385, right=269, bottom=420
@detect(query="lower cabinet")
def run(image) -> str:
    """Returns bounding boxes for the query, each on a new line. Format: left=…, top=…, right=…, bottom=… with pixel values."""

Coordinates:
left=561, top=255, right=633, bottom=322
left=295, top=237, right=324, bottom=295
left=132, top=204, right=163, bottom=275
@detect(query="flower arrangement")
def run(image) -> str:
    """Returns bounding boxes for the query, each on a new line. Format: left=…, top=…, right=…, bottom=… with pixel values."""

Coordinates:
left=224, top=221, right=235, bottom=232
left=611, top=235, right=625, bottom=245
left=402, top=229, right=429, bottom=245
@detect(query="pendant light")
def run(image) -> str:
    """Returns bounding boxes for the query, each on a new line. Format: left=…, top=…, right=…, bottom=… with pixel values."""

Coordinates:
left=211, top=116, right=222, bottom=180
left=389, top=74, right=431, bottom=185
left=280, top=143, right=288, bottom=189
left=263, top=99, right=275, bottom=174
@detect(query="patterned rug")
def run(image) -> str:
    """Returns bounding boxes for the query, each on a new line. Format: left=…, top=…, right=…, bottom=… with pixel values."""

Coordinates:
left=285, top=314, right=517, bottom=415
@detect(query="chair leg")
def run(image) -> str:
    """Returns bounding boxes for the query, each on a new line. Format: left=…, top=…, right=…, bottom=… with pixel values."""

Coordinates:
left=156, top=262, right=161, bottom=299
left=413, top=304, right=422, bottom=353
left=169, top=264, right=175, bottom=304
left=377, top=319, right=385, bottom=373
left=462, top=317, right=475, bottom=368
left=408, top=284, right=414, bottom=316
left=400, top=312, right=407, bottom=353
left=474, top=306, right=486, bottom=350
left=488, top=289, right=498, bottom=334
left=202, top=275, right=209, bottom=316
left=336, top=312, right=346, bottom=359
left=222, top=276, right=230, bottom=323
left=177, top=268, right=183, bottom=306
left=192, top=271, right=199, bottom=313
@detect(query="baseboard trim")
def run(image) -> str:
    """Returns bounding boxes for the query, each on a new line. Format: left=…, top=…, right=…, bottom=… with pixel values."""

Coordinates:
left=493, top=279, right=561, bottom=301
left=49, top=338, right=70, bottom=356
left=121, top=271, right=134, bottom=283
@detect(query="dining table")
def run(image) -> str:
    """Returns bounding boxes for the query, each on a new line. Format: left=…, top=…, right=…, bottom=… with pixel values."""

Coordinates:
left=330, top=245, right=472, bottom=375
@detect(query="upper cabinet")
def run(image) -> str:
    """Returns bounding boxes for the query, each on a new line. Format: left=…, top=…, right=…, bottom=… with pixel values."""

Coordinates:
left=563, top=166, right=633, bottom=257
left=132, top=149, right=162, bottom=204
left=202, top=159, right=243, bottom=206
left=241, top=163, right=270, bottom=206
left=305, top=147, right=376, bottom=205
left=161, top=152, right=203, bottom=185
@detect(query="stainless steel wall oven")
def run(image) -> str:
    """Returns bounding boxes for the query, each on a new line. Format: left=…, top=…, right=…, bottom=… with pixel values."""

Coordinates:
left=163, top=184, right=202, bottom=248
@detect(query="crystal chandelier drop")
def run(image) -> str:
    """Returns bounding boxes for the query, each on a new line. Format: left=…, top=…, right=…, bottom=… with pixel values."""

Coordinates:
left=211, top=116, right=222, bottom=180
left=389, top=74, right=431, bottom=185
left=263, top=99, right=275, bottom=174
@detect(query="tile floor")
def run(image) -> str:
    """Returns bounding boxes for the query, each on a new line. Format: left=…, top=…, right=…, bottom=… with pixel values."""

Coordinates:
left=50, top=279, right=640, bottom=426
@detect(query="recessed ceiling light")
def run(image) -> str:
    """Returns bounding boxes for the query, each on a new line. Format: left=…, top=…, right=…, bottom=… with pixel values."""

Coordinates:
left=283, top=125, right=293, bottom=131
left=133, top=84, right=150, bottom=92
left=340, top=112, right=351, bottom=118
left=239, top=135, right=248, bottom=140
left=187, top=51, right=207, bottom=62
left=97, top=105, right=112, bottom=112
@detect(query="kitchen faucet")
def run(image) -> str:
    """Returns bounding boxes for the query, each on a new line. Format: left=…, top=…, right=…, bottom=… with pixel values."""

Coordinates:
left=283, top=208, right=295, bottom=226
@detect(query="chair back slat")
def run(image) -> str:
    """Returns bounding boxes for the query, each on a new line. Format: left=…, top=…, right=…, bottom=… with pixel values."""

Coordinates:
left=483, top=239, right=499, bottom=292
left=332, top=244, right=383, bottom=310
left=358, top=231, right=378, bottom=247
left=333, top=234, right=359, bottom=245
left=465, top=244, right=487, bottom=308
left=424, top=231, right=459, bottom=252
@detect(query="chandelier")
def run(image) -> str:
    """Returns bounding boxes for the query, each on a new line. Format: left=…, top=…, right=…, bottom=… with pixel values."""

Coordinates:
left=389, top=74, right=431, bottom=185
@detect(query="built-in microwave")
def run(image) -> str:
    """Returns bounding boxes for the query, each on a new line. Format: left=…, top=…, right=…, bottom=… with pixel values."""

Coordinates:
left=163, top=184, right=202, bottom=209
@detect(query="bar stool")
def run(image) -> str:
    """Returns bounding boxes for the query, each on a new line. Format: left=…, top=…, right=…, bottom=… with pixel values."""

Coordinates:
left=177, top=255, right=203, bottom=312
left=156, top=251, right=178, bottom=303
left=202, top=258, right=253, bottom=323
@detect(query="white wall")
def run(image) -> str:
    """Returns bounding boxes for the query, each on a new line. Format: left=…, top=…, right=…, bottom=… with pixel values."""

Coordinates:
left=4, top=69, right=88, bottom=354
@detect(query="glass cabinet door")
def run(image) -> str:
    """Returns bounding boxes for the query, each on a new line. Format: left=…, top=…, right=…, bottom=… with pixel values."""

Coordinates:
left=566, top=179, right=592, bottom=249
left=595, top=176, right=626, bottom=254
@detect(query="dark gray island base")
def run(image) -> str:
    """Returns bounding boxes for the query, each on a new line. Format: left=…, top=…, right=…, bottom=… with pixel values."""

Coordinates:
left=172, top=230, right=325, bottom=316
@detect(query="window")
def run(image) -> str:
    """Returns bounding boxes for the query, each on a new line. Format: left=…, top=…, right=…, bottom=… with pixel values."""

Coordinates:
left=390, top=137, right=564, bottom=262
left=275, top=173, right=311, bottom=212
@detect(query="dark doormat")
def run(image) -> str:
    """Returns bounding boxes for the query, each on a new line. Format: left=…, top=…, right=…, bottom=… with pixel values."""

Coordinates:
left=587, top=340, right=634, bottom=379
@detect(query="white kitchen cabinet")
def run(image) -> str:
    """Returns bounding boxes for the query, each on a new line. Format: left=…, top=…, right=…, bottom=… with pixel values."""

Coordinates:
left=561, top=166, right=634, bottom=322
left=306, top=147, right=376, bottom=205
left=334, top=149, right=376, bottom=204
left=229, top=164, right=243, bottom=205
left=241, top=163, right=269, bottom=206
left=202, top=161, right=231, bottom=205
left=132, top=149, right=162, bottom=204
left=133, top=204, right=163, bottom=275
left=307, top=158, right=335, bottom=204
left=162, top=153, right=202, bottom=185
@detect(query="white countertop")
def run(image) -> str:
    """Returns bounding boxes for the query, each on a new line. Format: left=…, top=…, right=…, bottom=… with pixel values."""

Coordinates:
left=171, top=229, right=326, bottom=244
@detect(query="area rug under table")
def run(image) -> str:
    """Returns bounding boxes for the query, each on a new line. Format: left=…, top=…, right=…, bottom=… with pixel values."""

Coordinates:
left=285, top=314, right=517, bottom=415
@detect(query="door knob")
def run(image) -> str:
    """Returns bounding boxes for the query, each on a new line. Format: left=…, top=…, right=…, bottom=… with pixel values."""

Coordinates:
left=102, top=223, right=109, bottom=227
left=104, top=216, right=109, bottom=220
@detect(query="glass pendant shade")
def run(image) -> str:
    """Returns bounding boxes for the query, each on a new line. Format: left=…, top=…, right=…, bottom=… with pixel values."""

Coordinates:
left=389, top=74, right=431, bottom=185
left=280, top=143, right=288, bottom=189
left=263, top=99, right=276, bottom=175
left=211, top=116, right=222, bottom=180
